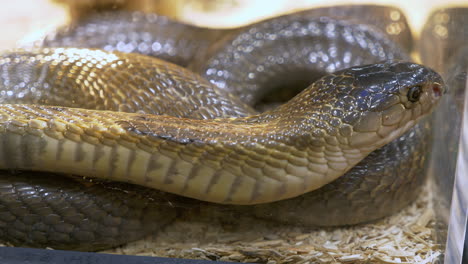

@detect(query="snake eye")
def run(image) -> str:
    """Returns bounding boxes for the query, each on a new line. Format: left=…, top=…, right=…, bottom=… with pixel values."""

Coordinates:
left=407, top=85, right=423, bottom=102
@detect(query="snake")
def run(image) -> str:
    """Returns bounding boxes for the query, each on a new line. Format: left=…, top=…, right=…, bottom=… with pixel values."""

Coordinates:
left=0, top=6, right=444, bottom=251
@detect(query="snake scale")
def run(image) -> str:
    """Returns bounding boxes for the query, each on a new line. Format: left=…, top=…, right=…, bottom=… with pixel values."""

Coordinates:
left=0, top=5, right=444, bottom=251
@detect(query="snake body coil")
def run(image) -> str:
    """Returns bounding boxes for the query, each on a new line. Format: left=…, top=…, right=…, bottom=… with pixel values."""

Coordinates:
left=0, top=7, right=444, bottom=250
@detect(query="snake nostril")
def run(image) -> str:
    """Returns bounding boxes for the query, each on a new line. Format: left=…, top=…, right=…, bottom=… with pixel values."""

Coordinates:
left=432, top=84, right=443, bottom=98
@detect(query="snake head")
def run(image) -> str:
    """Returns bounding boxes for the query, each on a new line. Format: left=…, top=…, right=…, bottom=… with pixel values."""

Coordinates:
left=329, top=61, right=445, bottom=150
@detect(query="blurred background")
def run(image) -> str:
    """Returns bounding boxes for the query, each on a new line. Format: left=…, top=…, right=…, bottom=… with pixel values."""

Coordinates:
left=1, top=0, right=467, bottom=50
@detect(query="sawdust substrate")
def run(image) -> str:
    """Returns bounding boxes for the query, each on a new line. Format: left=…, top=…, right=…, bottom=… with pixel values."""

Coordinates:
left=103, top=181, right=442, bottom=264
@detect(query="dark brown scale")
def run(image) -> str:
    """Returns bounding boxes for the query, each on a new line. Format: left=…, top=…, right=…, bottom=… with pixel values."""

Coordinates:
left=196, top=15, right=409, bottom=107
left=37, top=5, right=412, bottom=66
left=296, top=5, right=413, bottom=52
left=36, top=11, right=235, bottom=68
left=0, top=6, right=437, bottom=251
left=0, top=171, right=191, bottom=251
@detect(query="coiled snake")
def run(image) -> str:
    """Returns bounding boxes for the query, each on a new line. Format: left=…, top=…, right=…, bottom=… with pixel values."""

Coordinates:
left=0, top=6, right=444, bottom=250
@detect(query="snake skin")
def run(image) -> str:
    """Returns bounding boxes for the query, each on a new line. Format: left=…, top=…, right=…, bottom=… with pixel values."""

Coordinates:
left=0, top=172, right=184, bottom=251
left=35, top=11, right=232, bottom=68
left=0, top=7, right=444, bottom=250
left=36, top=5, right=413, bottom=65
left=0, top=48, right=254, bottom=119
left=194, top=14, right=409, bottom=106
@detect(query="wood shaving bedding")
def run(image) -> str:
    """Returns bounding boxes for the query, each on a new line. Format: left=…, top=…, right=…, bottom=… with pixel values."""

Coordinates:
left=103, top=180, right=442, bottom=264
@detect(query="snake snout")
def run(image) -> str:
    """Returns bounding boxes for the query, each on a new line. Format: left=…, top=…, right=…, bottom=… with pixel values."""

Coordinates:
left=419, top=69, right=445, bottom=113
left=429, top=73, right=445, bottom=99
left=432, top=83, right=443, bottom=97
left=345, top=62, right=444, bottom=150
left=387, top=62, right=445, bottom=112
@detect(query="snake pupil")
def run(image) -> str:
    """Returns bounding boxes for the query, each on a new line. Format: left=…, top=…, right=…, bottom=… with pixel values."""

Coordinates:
left=407, top=86, right=422, bottom=102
